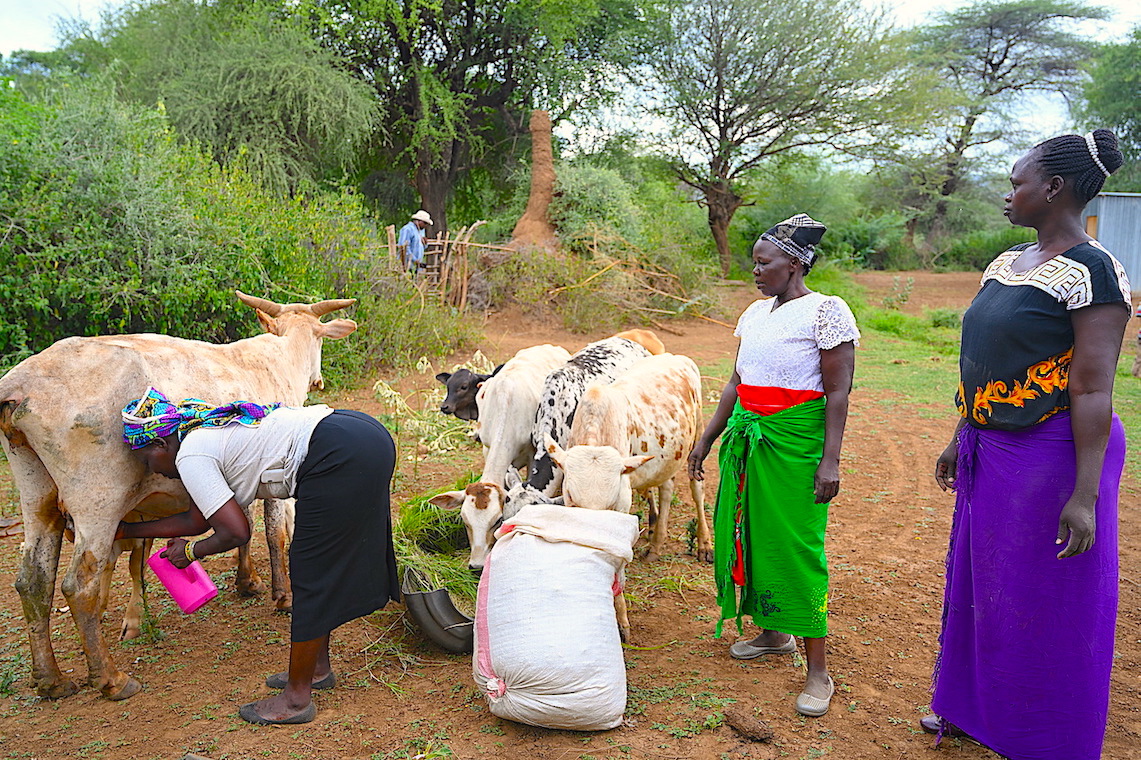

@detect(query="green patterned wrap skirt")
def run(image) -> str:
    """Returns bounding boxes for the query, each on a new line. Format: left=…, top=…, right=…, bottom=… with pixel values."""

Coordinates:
left=714, top=398, right=829, bottom=639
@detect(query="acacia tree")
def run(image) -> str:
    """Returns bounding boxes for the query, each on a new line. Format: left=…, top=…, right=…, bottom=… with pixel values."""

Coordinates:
left=1080, top=27, right=1141, bottom=191
left=910, top=0, right=1107, bottom=235
left=291, top=0, right=655, bottom=234
left=645, top=0, right=928, bottom=276
left=65, top=0, right=378, bottom=196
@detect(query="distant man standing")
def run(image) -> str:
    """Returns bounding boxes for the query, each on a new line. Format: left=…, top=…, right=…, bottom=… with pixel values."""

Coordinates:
left=398, top=210, right=433, bottom=275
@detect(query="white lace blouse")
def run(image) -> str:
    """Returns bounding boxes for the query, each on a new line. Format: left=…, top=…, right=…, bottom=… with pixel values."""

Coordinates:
left=733, top=292, right=860, bottom=391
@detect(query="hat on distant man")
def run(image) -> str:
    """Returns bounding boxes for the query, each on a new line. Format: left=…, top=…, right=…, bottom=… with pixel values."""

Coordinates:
left=411, top=210, right=434, bottom=225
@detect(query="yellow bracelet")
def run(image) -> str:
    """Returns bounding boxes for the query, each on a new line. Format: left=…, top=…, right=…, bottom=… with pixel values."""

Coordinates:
left=184, top=540, right=197, bottom=565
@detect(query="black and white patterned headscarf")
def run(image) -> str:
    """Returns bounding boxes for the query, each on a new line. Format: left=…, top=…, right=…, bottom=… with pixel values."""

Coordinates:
left=760, top=213, right=827, bottom=267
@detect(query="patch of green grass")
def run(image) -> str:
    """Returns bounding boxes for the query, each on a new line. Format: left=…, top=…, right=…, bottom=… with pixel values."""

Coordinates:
left=392, top=474, right=481, bottom=614
left=0, top=652, right=28, bottom=696
left=1113, top=356, right=1141, bottom=480
left=853, top=332, right=959, bottom=408
left=371, top=736, right=453, bottom=759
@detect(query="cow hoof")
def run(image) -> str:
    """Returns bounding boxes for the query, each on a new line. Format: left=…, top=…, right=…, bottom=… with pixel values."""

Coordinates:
left=119, top=622, right=141, bottom=642
left=696, top=548, right=714, bottom=564
left=642, top=550, right=661, bottom=563
left=38, top=679, right=80, bottom=700
left=273, top=593, right=293, bottom=613
left=237, top=578, right=267, bottom=597
left=103, top=676, right=142, bottom=701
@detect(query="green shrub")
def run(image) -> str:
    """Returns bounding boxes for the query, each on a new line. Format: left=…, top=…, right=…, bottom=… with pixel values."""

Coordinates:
left=927, top=308, right=963, bottom=329
left=936, top=226, right=1035, bottom=271
left=805, top=262, right=869, bottom=320
left=862, top=310, right=960, bottom=355
left=472, top=158, right=716, bottom=331
left=549, top=164, right=643, bottom=252
left=0, top=83, right=473, bottom=377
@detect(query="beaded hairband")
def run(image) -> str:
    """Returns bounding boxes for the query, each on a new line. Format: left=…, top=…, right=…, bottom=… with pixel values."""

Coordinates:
left=1084, top=132, right=1111, bottom=178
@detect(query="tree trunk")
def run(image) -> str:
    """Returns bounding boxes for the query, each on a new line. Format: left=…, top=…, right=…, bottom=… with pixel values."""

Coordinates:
left=704, top=182, right=743, bottom=278
left=414, top=152, right=451, bottom=241
left=929, top=113, right=980, bottom=238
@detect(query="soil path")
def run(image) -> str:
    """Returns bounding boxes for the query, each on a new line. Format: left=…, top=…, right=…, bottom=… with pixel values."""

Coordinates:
left=0, top=271, right=1136, bottom=760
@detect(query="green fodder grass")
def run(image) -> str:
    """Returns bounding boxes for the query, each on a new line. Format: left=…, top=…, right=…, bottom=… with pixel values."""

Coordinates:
left=392, top=475, right=480, bottom=615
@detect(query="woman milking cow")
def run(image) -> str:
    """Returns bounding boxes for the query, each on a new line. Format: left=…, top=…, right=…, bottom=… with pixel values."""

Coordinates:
left=116, top=387, right=400, bottom=725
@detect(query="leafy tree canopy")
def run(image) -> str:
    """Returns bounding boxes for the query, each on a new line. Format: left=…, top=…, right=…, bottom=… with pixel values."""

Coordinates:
left=1080, top=26, right=1141, bottom=190
left=286, top=0, right=661, bottom=231
left=63, top=0, right=379, bottom=196
left=905, top=0, right=1108, bottom=236
left=643, top=0, right=934, bottom=275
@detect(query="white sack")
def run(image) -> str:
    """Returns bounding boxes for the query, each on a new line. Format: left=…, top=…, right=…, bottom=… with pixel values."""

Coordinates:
left=473, top=503, right=639, bottom=731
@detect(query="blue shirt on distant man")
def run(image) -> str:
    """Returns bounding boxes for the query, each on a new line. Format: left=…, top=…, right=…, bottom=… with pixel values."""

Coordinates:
left=398, top=210, right=433, bottom=273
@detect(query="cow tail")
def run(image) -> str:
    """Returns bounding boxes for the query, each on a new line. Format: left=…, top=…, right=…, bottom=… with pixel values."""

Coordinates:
left=0, top=397, right=27, bottom=448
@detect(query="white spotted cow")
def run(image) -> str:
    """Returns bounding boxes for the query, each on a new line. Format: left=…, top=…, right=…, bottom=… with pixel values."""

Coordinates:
left=550, top=353, right=713, bottom=563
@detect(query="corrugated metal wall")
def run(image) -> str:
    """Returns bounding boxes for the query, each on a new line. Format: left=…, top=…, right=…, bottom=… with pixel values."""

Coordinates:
left=1083, top=193, right=1141, bottom=293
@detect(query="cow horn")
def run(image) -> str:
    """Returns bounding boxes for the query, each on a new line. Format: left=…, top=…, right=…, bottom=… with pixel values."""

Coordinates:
left=235, top=291, right=283, bottom=317
left=309, top=298, right=356, bottom=317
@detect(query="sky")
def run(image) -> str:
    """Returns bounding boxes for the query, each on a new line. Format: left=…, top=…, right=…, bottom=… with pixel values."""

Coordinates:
left=4, top=0, right=1141, bottom=59
left=2, top=0, right=1139, bottom=151
left=0, top=0, right=105, bottom=58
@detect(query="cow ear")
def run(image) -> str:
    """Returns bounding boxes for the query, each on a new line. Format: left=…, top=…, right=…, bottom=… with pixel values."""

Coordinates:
left=622, top=455, right=655, bottom=475
left=435, top=372, right=452, bottom=384
left=490, top=363, right=505, bottom=378
left=320, top=318, right=357, bottom=339
left=545, top=434, right=567, bottom=469
left=505, top=467, right=523, bottom=490
left=428, top=491, right=465, bottom=510
left=255, top=309, right=281, bottom=336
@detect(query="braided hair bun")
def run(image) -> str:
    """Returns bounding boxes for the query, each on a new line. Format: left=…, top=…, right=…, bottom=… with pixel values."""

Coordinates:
left=1033, top=129, right=1124, bottom=204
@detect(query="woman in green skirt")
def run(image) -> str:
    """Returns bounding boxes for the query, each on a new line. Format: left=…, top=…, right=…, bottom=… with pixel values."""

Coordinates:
left=688, top=214, right=858, bottom=717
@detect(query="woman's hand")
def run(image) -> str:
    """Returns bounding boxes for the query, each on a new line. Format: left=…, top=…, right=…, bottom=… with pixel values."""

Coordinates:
left=160, top=538, right=193, bottom=570
left=934, top=442, right=958, bottom=492
left=1056, top=494, right=1097, bottom=559
left=687, top=438, right=713, bottom=481
left=814, top=458, right=840, bottom=504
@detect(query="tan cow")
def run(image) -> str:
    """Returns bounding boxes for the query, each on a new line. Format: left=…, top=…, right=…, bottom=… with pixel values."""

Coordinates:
left=0, top=292, right=355, bottom=700
left=549, top=352, right=713, bottom=562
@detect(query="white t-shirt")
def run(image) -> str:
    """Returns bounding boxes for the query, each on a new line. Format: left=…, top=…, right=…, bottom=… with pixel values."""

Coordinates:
left=175, top=406, right=334, bottom=519
left=734, top=292, right=860, bottom=391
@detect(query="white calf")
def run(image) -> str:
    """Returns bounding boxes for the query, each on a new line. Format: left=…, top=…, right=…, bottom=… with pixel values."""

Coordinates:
left=427, top=344, right=569, bottom=569
left=549, top=353, right=713, bottom=562
left=475, top=344, right=570, bottom=485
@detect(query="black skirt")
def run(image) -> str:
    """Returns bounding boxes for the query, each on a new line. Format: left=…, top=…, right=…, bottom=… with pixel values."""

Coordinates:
left=289, top=410, right=400, bottom=641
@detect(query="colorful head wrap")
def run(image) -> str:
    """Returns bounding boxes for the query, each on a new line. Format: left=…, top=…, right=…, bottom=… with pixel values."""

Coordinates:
left=759, top=213, right=827, bottom=267
left=122, top=386, right=281, bottom=449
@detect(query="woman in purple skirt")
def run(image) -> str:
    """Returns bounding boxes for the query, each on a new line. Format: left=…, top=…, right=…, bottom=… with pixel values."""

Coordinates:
left=923, top=129, right=1129, bottom=759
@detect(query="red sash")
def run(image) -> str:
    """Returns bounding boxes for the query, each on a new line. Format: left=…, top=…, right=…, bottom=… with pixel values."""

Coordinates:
left=736, top=384, right=823, bottom=416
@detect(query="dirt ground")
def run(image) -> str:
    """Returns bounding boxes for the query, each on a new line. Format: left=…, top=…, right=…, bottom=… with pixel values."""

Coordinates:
left=0, top=271, right=1137, bottom=760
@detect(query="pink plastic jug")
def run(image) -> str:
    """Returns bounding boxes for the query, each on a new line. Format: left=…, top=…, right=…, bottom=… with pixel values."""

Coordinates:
left=147, top=549, right=219, bottom=614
